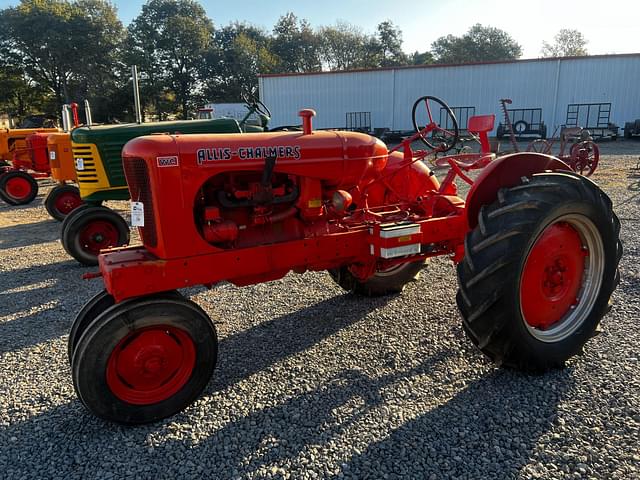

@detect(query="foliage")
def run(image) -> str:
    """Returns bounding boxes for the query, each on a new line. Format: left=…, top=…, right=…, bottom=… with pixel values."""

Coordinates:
left=376, top=21, right=408, bottom=67
left=272, top=13, right=321, bottom=73
left=430, top=24, right=522, bottom=63
left=203, top=23, right=278, bottom=103
left=1, top=3, right=569, bottom=120
left=541, top=29, right=588, bottom=57
left=127, top=0, right=213, bottom=119
left=0, top=0, right=124, bottom=119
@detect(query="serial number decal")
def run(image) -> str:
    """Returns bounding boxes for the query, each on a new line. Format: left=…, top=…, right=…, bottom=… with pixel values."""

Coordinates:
left=157, top=156, right=179, bottom=167
left=197, top=145, right=301, bottom=165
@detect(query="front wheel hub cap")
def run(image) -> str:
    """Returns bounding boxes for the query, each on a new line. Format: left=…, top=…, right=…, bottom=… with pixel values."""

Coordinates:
left=106, top=326, right=196, bottom=405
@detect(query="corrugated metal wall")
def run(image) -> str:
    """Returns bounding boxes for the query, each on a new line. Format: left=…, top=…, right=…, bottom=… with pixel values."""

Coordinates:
left=259, top=55, right=640, bottom=134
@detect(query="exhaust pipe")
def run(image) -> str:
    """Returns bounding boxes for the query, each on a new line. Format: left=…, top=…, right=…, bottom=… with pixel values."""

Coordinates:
left=84, top=100, right=92, bottom=126
left=61, top=105, right=70, bottom=132
left=132, top=65, right=142, bottom=124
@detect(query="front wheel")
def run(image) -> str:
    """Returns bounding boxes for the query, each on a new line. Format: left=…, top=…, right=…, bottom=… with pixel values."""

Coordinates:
left=0, top=171, right=38, bottom=205
left=44, top=184, right=82, bottom=221
left=457, top=172, right=621, bottom=371
left=71, top=295, right=218, bottom=424
left=329, top=260, right=425, bottom=296
left=61, top=206, right=130, bottom=265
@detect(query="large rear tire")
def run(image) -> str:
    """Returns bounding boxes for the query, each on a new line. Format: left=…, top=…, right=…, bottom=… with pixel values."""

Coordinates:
left=71, top=295, right=218, bottom=424
left=44, top=184, right=82, bottom=221
left=457, top=172, right=621, bottom=371
left=329, top=260, right=425, bottom=296
left=62, top=206, right=129, bottom=265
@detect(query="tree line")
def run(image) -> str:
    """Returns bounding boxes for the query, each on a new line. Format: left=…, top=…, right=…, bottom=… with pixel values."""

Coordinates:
left=0, top=0, right=588, bottom=123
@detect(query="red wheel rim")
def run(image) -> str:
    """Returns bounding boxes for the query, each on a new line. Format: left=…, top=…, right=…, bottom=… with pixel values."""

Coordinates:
left=54, top=191, right=82, bottom=215
left=520, top=222, right=587, bottom=330
left=106, top=326, right=196, bottom=405
left=78, top=220, right=120, bottom=255
left=5, top=176, right=32, bottom=200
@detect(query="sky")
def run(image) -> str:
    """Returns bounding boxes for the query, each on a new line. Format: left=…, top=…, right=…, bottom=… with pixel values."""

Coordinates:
left=1, top=0, right=638, bottom=58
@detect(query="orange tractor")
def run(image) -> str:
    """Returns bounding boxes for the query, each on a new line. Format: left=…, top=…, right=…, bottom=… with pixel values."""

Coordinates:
left=69, top=97, right=621, bottom=425
left=0, top=103, right=83, bottom=219
left=0, top=121, right=59, bottom=205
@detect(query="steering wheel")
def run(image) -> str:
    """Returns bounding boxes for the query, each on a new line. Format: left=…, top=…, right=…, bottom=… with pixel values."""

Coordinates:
left=411, top=96, right=459, bottom=152
left=241, top=92, right=272, bottom=118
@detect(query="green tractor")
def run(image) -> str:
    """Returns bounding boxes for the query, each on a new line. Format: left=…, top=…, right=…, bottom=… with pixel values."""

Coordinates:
left=61, top=97, right=273, bottom=265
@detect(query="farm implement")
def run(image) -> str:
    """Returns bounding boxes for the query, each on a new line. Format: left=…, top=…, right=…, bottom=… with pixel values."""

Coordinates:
left=497, top=99, right=600, bottom=177
left=527, top=127, right=600, bottom=177
left=60, top=97, right=272, bottom=266
left=68, top=96, right=621, bottom=424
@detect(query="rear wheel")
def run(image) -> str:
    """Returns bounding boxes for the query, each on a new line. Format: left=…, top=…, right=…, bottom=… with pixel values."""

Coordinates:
left=71, top=295, right=218, bottom=424
left=0, top=171, right=38, bottom=205
left=329, top=260, right=425, bottom=296
left=457, top=172, right=620, bottom=371
left=62, top=206, right=129, bottom=265
left=44, top=184, right=82, bottom=221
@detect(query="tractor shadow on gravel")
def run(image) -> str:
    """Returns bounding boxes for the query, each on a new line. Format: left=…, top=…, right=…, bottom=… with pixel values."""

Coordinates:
left=0, top=261, right=101, bottom=354
left=0, top=302, right=575, bottom=479
left=0, top=218, right=61, bottom=250
left=209, top=292, right=393, bottom=391
left=153, top=349, right=573, bottom=479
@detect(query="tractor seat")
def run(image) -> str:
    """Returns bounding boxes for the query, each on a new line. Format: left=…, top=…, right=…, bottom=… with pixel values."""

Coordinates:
left=467, top=114, right=495, bottom=154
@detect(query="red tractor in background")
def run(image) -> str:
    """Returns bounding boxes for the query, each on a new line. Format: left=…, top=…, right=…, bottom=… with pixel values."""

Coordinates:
left=69, top=96, right=621, bottom=425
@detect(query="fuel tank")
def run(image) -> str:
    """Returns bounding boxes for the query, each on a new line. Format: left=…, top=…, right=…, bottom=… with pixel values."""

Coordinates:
left=169, top=129, right=388, bottom=187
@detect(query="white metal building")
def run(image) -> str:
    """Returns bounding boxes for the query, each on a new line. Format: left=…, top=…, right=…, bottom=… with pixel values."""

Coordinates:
left=259, top=54, right=640, bottom=134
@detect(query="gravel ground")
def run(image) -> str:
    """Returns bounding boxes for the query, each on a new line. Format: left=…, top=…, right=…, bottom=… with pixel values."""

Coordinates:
left=0, top=143, right=639, bottom=479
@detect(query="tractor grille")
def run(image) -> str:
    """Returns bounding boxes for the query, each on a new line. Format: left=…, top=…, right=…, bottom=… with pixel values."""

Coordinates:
left=124, top=158, right=157, bottom=248
left=72, top=144, right=98, bottom=183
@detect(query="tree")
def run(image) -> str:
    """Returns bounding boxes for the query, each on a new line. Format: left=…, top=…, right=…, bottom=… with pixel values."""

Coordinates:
left=0, top=65, right=51, bottom=118
left=411, top=51, right=434, bottom=65
left=272, top=12, right=321, bottom=73
left=431, top=24, right=522, bottom=64
left=202, top=23, right=278, bottom=102
left=0, top=0, right=124, bottom=115
left=128, top=0, right=213, bottom=119
left=318, top=22, right=378, bottom=71
left=541, top=29, right=588, bottom=57
left=376, top=21, right=408, bottom=66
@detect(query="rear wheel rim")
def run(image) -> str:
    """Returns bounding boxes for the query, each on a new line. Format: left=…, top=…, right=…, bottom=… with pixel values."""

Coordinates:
left=106, top=326, right=196, bottom=405
left=5, top=176, right=32, bottom=200
left=54, top=191, right=82, bottom=215
left=520, top=214, right=604, bottom=342
left=79, top=220, right=120, bottom=255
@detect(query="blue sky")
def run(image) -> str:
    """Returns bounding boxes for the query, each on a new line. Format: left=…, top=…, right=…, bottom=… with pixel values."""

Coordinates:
left=1, top=0, right=638, bottom=58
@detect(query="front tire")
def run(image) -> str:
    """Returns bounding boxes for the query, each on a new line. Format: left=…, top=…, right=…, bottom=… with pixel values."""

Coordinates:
left=71, top=295, right=218, bottom=424
left=457, top=172, right=621, bottom=371
left=329, top=260, right=425, bottom=296
left=44, top=184, right=82, bottom=221
left=0, top=171, right=38, bottom=205
left=62, top=206, right=130, bottom=265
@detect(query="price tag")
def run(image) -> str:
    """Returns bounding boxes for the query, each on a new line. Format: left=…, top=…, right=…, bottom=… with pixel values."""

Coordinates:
left=131, top=201, right=144, bottom=227
left=75, top=158, right=84, bottom=170
left=49, top=151, right=56, bottom=160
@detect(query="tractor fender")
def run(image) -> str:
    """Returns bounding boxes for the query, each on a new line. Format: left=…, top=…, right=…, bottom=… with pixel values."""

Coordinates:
left=465, top=152, right=571, bottom=229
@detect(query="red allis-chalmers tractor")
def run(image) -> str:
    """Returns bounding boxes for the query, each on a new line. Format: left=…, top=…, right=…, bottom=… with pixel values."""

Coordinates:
left=69, top=97, right=621, bottom=424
